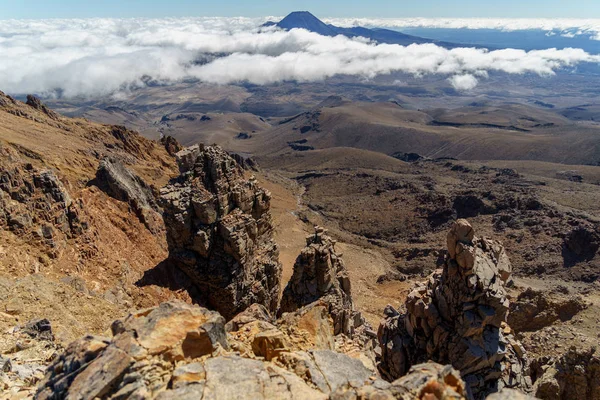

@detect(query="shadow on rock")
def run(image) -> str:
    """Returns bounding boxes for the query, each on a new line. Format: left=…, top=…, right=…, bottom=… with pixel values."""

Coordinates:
left=135, top=259, right=203, bottom=303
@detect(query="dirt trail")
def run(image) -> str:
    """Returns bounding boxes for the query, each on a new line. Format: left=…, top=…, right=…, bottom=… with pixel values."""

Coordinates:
left=256, top=171, right=401, bottom=326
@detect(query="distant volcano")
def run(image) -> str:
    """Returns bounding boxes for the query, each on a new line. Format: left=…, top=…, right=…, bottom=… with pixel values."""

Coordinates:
left=266, top=11, right=466, bottom=48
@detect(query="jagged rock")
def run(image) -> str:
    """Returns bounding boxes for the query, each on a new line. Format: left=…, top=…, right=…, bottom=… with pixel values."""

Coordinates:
left=279, top=227, right=365, bottom=336
left=20, top=319, right=54, bottom=341
left=36, top=301, right=228, bottom=399
left=225, top=303, right=274, bottom=332
left=330, top=362, right=468, bottom=400
left=227, top=302, right=335, bottom=360
left=378, top=219, right=530, bottom=399
left=508, top=288, right=588, bottom=332
left=278, top=302, right=336, bottom=351
left=35, top=300, right=475, bottom=400
left=25, top=95, right=60, bottom=120
left=94, top=156, right=161, bottom=233
left=160, top=145, right=282, bottom=320
left=0, top=147, right=87, bottom=254
left=533, top=347, right=600, bottom=400
left=230, top=152, right=259, bottom=171
left=160, top=135, right=183, bottom=157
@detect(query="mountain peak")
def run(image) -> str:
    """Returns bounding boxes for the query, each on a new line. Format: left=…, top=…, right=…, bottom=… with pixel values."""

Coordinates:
left=277, top=11, right=338, bottom=36
left=273, top=11, right=463, bottom=48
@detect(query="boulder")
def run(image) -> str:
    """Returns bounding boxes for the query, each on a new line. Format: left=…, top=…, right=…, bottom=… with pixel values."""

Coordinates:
left=564, top=225, right=600, bottom=258
left=160, top=145, right=282, bottom=320
left=533, top=347, right=600, bottom=400
left=36, top=301, right=227, bottom=400
left=378, top=219, right=531, bottom=399
left=95, top=156, right=162, bottom=233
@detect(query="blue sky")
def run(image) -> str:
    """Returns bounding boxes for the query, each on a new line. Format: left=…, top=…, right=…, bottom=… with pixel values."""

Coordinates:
left=1, top=0, right=600, bottom=19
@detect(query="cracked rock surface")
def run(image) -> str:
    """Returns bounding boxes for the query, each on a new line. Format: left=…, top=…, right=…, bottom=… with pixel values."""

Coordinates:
left=378, top=219, right=531, bottom=399
left=160, top=145, right=282, bottom=319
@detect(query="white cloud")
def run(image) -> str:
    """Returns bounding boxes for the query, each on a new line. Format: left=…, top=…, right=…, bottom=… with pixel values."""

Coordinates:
left=323, top=17, right=600, bottom=40
left=449, top=74, right=478, bottom=91
left=0, top=18, right=599, bottom=98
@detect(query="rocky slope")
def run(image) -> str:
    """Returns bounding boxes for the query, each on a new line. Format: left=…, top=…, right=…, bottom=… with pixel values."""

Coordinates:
left=34, top=300, right=474, bottom=400
left=0, top=92, right=186, bottom=397
left=1, top=96, right=599, bottom=400
left=0, top=91, right=179, bottom=303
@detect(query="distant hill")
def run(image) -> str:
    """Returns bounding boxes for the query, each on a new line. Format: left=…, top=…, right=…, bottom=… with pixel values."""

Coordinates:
left=268, top=11, right=467, bottom=48
left=247, top=101, right=600, bottom=165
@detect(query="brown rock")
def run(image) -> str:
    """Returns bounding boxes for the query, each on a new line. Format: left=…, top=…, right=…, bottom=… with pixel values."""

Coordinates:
left=533, top=347, right=600, bottom=400
left=161, top=145, right=282, bottom=319
left=278, top=302, right=336, bottom=351
left=36, top=301, right=227, bottom=399
left=279, top=227, right=365, bottom=336
left=252, top=329, right=290, bottom=361
left=378, top=220, right=531, bottom=399
left=35, top=300, right=475, bottom=400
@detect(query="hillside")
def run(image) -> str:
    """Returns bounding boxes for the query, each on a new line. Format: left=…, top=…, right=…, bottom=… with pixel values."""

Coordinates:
left=247, top=101, right=600, bottom=165
left=0, top=91, right=187, bottom=313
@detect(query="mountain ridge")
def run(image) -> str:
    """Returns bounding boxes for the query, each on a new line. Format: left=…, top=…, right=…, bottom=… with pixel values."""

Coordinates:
left=268, top=11, right=468, bottom=48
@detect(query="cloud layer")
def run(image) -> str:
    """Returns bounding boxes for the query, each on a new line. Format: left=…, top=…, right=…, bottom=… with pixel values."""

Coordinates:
left=324, top=17, right=600, bottom=40
left=1, top=17, right=599, bottom=98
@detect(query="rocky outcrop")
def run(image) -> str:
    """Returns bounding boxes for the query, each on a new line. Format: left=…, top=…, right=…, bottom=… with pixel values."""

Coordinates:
left=564, top=225, right=600, bottom=259
left=0, top=145, right=87, bottom=256
left=508, top=288, right=588, bottom=332
left=35, top=300, right=473, bottom=400
left=25, top=95, right=60, bottom=120
left=160, top=145, right=282, bottom=320
left=279, top=227, right=365, bottom=336
left=160, top=135, right=183, bottom=157
left=36, top=301, right=228, bottom=400
left=532, top=347, right=600, bottom=400
left=94, top=156, right=162, bottom=233
left=378, top=219, right=530, bottom=399
left=230, top=152, right=259, bottom=171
